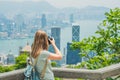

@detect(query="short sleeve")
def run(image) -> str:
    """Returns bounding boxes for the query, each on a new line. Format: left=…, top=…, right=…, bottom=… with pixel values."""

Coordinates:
left=40, top=50, right=50, bottom=59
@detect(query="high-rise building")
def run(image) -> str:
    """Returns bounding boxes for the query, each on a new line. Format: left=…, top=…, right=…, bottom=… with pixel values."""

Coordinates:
left=51, top=27, right=61, bottom=50
left=0, top=54, right=5, bottom=65
left=72, top=23, right=80, bottom=41
left=66, top=42, right=81, bottom=64
left=70, top=14, right=74, bottom=23
left=50, top=27, right=61, bottom=66
left=0, top=23, right=4, bottom=32
left=41, top=14, right=47, bottom=28
left=7, top=54, right=15, bottom=65
left=7, top=22, right=15, bottom=37
left=14, top=14, right=25, bottom=34
left=66, top=24, right=81, bottom=64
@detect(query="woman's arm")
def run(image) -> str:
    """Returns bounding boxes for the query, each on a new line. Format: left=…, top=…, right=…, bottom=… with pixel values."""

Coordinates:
left=48, top=38, right=62, bottom=60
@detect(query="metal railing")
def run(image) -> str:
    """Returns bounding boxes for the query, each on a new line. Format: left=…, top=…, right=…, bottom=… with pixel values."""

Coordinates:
left=0, top=63, right=120, bottom=80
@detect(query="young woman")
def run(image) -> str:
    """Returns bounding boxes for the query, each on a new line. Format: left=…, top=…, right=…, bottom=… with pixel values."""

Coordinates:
left=31, top=30, right=62, bottom=80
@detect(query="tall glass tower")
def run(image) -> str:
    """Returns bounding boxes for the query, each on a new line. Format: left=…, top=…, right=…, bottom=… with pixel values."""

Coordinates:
left=51, top=27, right=61, bottom=50
left=14, top=14, right=24, bottom=34
left=66, top=24, right=81, bottom=65
left=72, top=24, right=80, bottom=41
left=41, top=14, right=47, bottom=28
left=50, top=27, right=61, bottom=66
left=70, top=14, right=74, bottom=23
left=66, top=42, right=81, bottom=64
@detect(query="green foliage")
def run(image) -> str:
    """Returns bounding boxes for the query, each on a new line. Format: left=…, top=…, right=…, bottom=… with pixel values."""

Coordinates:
left=0, top=65, right=15, bottom=73
left=71, top=8, right=120, bottom=70
left=55, top=77, right=62, bottom=80
left=51, top=61, right=57, bottom=67
left=0, top=53, right=28, bottom=73
left=77, top=79, right=85, bottom=80
left=14, top=53, right=28, bottom=69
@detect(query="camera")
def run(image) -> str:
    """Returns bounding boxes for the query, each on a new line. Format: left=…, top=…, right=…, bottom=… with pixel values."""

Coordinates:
left=48, top=36, right=53, bottom=44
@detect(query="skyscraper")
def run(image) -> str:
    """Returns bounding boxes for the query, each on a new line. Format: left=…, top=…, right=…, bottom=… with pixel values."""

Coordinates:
left=70, top=14, right=74, bottom=23
left=66, top=24, right=81, bottom=64
left=7, top=53, right=15, bottom=65
left=51, top=27, right=61, bottom=50
left=41, top=14, right=47, bottom=28
left=50, top=27, right=61, bottom=66
left=14, top=14, right=25, bottom=34
left=66, top=42, right=81, bottom=64
left=72, top=24, right=80, bottom=41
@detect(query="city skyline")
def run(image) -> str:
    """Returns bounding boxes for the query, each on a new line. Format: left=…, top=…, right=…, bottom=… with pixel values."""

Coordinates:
left=0, top=0, right=119, bottom=56
left=0, top=0, right=120, bottom=9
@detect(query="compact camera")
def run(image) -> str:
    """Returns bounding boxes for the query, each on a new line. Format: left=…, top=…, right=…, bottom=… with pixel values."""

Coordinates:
left=48, top=36, right=53, bottom=44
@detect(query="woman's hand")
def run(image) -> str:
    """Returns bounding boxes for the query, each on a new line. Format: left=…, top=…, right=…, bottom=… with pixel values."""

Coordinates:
left=49, top=38, right=55, bottom=46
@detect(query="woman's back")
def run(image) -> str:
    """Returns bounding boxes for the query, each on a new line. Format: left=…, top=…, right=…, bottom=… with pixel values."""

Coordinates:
left=35, top=50, right=54, bottom=80
left=31, top=30, right=62, bottom=80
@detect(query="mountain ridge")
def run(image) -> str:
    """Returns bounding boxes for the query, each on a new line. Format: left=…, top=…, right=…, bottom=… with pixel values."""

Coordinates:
left=0, top=1, right=110, bottom=20
left=0, top=1, right=109, bottom=13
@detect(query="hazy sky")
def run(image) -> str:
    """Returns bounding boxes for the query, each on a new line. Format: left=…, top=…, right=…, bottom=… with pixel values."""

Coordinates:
left=1, top=0, right=120, bottom=8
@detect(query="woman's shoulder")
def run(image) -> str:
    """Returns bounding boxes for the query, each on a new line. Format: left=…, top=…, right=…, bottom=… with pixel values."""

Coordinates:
left=41, top=50, right=50, bottom=54
left=39, top=50, right=50, bottom=58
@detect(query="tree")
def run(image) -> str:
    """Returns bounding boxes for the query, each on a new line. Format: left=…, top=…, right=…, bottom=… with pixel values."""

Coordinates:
left=51, top=61, right=57, bottom=67
left=15, top=53, right=28, bottom=69
left=0, top=65, right=15, bottom=73
left=71, top=8, right=120, bottom=69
